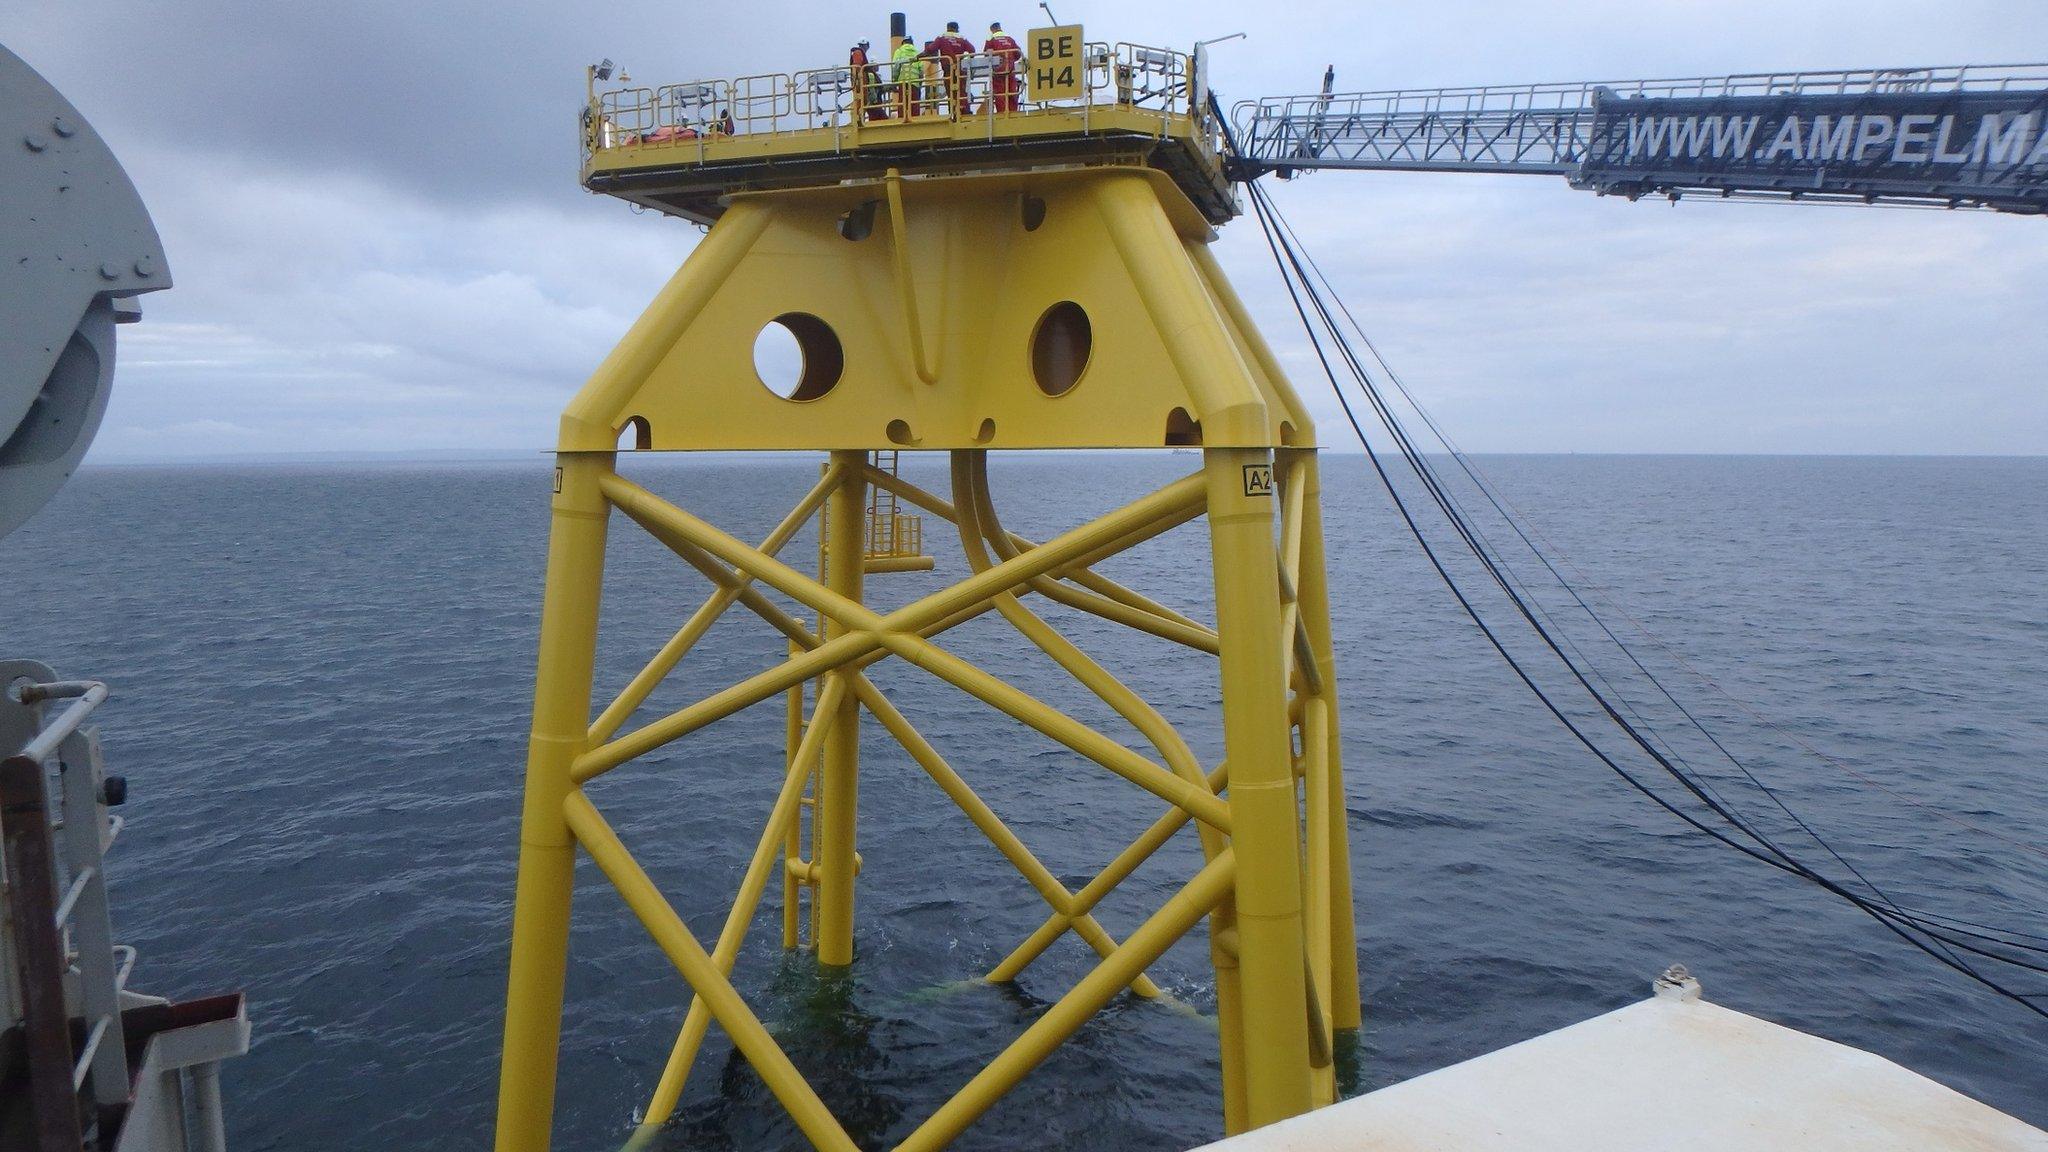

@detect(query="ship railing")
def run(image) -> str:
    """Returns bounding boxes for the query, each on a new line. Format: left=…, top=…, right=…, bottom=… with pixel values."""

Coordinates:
left=589, top=41, right=1205, bottom=162
left=1, top=669, right=245, bottom=1152
left=2, top=676, right=132, bottom=1143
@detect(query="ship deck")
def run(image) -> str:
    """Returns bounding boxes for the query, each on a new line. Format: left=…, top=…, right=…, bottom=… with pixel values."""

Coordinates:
left=1194, top=975, right=2048, bottom=1151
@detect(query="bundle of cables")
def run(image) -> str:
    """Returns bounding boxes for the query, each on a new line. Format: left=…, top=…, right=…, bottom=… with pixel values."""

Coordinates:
left=1238, top=169, right=2048, bottom=1019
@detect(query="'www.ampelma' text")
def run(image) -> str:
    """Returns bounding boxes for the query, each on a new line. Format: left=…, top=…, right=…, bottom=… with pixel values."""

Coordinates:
left=1624, top=112, right=2048, bottom=166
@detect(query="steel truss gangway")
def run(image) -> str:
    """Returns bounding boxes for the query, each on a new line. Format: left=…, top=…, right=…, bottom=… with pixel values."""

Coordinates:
left=1229, top=64, right=2048, bottom=212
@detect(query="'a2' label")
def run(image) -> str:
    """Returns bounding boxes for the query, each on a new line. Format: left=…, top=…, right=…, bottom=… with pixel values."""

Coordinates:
left=1241, top=463, right=1274, bottom=498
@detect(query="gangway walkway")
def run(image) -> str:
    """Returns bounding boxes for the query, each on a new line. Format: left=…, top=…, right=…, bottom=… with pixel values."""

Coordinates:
left=1230, top=64, right=2048, bottom=212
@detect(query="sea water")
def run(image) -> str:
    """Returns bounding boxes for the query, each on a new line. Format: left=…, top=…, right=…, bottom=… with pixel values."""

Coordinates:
left=4, top=453, right=2043, bottom=1149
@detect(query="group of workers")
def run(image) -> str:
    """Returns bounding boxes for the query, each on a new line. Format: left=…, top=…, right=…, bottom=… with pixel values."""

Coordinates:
left=613, top=21, right=1026, bottom=147
left=848, top=21, right=1023, bottom=122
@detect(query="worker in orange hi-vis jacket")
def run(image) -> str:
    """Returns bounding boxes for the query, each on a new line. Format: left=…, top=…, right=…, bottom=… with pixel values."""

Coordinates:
left=984, top=22, right=1022, bottom=113
left=850, top=40, right=887, bottom=121
left=931, top=21, right=976, bottom=116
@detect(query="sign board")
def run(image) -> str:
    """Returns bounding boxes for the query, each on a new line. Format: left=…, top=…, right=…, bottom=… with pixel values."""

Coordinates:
left=1578, top=89, right=2048, bottom=210
left=1027, top=24, right=1084, bottom=102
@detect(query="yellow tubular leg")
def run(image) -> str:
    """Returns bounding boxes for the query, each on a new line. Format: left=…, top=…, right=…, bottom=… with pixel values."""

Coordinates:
left=1303, top=694, right=1336, bottom=1106
left=494, top=452, right=614, bottom=1152
left=1205, top=447, right=1315, bottom=1129
left=564, top=794, right=860, bottom=1152
left=894, top=850, right=1239, bottom=1152
left=811, top=463, right=830, bottom=949
left=817, top=450, right=866, bottom=966
left=1290, top=451, right=1362, bottom=1030
left=1097, top=188, right=1312, bottom=1130
left=638, top=674, right=847, bottom=1132
left=1215, top=937, right=1249, bottom=1133
left=1279, top=456, right=1336, bottom=1107
left=783, top=640, right=805, bottom=952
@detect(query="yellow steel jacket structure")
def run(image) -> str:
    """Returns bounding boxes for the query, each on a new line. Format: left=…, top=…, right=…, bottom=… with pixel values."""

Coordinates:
left=502, top=38, right=1359, bottom=1152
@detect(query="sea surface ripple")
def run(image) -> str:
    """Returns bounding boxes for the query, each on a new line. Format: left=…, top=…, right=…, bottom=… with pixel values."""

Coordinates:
left=2, top=453, right=2043, bottom=1149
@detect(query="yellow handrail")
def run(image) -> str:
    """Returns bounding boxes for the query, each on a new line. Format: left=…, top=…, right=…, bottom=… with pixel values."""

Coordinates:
left=587, top=41, right=1202, bottom=156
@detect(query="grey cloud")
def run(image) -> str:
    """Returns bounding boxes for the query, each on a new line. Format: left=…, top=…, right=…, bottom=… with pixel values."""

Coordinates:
left=5, top=0, right=2045, bottom=459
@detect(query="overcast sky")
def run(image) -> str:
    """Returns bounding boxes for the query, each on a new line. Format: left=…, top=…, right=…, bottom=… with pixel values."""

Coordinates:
left=9, top=0, right=2046, bottom=459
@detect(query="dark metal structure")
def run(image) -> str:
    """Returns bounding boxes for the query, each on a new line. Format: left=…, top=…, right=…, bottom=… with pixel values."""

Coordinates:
left=2, top=42, right=250, bottom=1152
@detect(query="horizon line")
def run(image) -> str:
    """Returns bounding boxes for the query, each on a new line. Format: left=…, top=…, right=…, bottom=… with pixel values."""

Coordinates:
left=78, top=447, right=2048, bottom=468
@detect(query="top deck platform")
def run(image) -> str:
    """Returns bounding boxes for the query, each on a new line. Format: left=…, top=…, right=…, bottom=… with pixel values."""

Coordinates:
left=581, top=41, right=1237, bottom=226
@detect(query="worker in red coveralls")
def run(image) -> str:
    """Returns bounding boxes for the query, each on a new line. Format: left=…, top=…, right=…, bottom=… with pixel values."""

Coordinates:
left=921, top=34, right=943, bottom=114
left=984, top=21, right=1022, bottom=112
left=931, top=21, right=976, bottom=117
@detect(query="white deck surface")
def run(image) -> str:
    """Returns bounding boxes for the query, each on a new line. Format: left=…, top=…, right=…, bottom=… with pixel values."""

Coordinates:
left=1195, top=993, right=2048, bottom=1152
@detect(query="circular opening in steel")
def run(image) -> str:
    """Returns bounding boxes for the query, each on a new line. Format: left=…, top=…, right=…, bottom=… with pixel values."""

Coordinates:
left=754, top=313, right=844, bottom=402
left=1021, top=195, right=1047, bottom=231
left=1029, top=301, right=1091, bottom=397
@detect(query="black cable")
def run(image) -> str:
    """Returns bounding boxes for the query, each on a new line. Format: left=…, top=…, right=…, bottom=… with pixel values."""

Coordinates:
left=1253, top=181, right=2048, bottom=989
left=1262, top=197, right=2048, bottom=895
left=1245, top=178, right=2048, bottom=1012
left=1256, top=187, right=2045, bottom=988
left=1255, top=201, right=2038, bottom=961
left=1253, top=187, right=2048, bottom=987
left=1305, top=273, right=2048, bottom=870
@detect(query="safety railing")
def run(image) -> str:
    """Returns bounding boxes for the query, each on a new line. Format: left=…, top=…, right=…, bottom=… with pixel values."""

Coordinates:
left=589, top=41, right=1205, bottom=161
left=865, top=510, right=924, bottom=561
left=811, top=452, right=933, bottom=571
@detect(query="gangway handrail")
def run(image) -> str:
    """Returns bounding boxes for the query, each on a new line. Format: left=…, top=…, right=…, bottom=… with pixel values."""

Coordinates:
left=1234, top=63, right=2048, bottom=137
left=1229, top=63, right=2048, bottom=166
left=1226, top=62, right=2048, bottom=214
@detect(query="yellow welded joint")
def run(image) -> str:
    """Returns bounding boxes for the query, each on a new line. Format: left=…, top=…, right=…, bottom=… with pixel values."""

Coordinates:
left=558, top=202, right=772, bottom=450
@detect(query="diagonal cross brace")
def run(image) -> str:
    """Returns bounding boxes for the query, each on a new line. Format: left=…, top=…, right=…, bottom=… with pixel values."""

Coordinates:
left=579, top=474, right=1232, bottom=834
